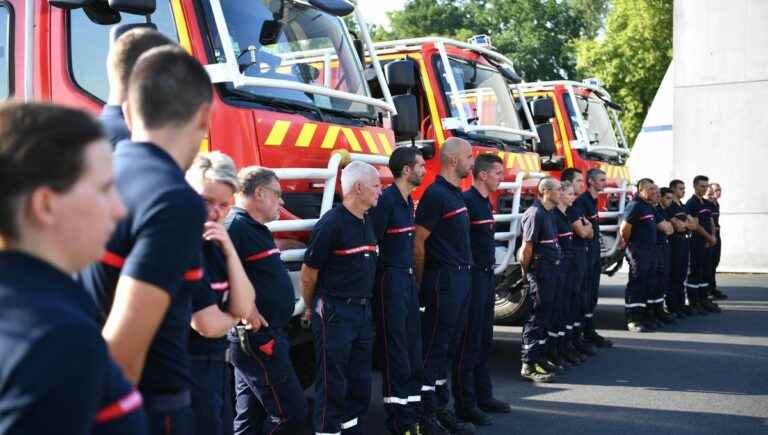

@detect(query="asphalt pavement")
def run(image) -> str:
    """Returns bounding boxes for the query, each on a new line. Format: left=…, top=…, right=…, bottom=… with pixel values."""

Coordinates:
left=340, top=273, right=768, bottom=435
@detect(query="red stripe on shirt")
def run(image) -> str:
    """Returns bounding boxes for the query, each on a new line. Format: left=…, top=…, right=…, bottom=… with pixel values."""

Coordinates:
left=386, top=226, right=415, bottom=234
left=471, top=219, right=495, bottom=225
left=95, top=389, right=143, bottom=424
left=210, top=281, right=230, bottom=291
left=184, top=268, right=204, bottom=282
left=442, top=207, right=467, bottom=219
left=639, top=214, right=655, bottom=221
left=558, top=232, right=573, bottom=238
left=538, top=239, right=558, bottom=244
left=245, top=248, right=280, bottom=262
left=100, top=251, right=126, bottom=269
left=332, top=245, right=378, bottom=255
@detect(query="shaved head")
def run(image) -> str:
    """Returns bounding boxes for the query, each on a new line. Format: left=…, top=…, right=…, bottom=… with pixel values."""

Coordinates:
left=440, top=137, right=471, bottom=164
left=440, top=137, right=474, bottom=180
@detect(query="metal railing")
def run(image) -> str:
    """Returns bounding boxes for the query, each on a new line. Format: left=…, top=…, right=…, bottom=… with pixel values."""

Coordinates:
left=597, top=182, right=631, bottom=259
left=266, top=152, right=390, bottom=315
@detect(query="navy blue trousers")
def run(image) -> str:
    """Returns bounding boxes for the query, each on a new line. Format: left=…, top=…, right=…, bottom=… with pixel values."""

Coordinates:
left=147, top=406, right=194, bottom=435
left=687, top=237, right=712, bottom=302
left=650, top=242, right=670, bottom=311
left=374, top=268, right=423, bottom=432
left=311, top=296, right=374, bottom=434
left=191, top=355, right=233, bottom=435
left=625, top=246, right=655, bottom=322
left=557, top=252, right=578, bottom=344
left=667, top=235, right=690, bottom=311
left=452, top=267, right=494, bottom=412
left=420, top=267, right=471, bottom=415
left=568, top=246, right=588, bottom=335
left=583, top=244, right=602, bottom=334
left=522, top=258, right=558, bottom=364
left=230, top=329, right=307, bottom=435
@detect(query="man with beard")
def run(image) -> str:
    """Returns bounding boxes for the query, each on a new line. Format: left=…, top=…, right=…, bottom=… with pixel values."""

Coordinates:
left=414, top=138, right=475, bottom=435
left=370, top=147, right=428, bottom=435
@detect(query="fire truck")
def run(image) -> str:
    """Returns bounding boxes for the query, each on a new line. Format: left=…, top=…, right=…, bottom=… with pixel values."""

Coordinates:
left=516, top=80, right=632, bottom=277
left=8, top=0, right=417, bottom=385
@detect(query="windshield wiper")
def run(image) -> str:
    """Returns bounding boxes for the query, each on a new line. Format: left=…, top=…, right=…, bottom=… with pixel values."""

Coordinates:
left=458, top=131, right=527, bottom=152
left=316, top=105, right=377, bottom=124
left=223, top=87, right=326, bottom=122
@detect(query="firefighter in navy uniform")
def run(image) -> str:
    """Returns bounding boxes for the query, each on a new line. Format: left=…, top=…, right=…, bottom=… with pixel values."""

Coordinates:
left=560, top=168, right=596, bottom=358
left=668, top=180, right=697, bottom=317
left=620, top=179, right=659, bottom=332
left=685, top=175, right=722, bottom=314
left=452, top=154, right=511, bottom=426
left=225, top=167, right=308, bottom=435
left=101, top=28, right=173, bottom=147
left=519, top=177, right=562, bottom=382
left=301, top=161, right=382, bottom=435
left=369, top=148, right=427, bottom=435
left=706, top=183, right=726, bottom=300
left=648, top=185, right=676, bottom=327
left=77, top=48, right=212, bottom=435
left=659, top=187, right=687, bottom=319
left=0, top=102, right=146, bottom=435
left=414, top=138, right=476, bottom=435
left=185, top=153, right=265, bottom=435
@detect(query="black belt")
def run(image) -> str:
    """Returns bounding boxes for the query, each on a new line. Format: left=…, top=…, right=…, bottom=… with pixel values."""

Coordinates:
left=475, top=265, right=494, bottom=272
left=383, top=265, right=415, bottom=275
left=325, top=295, right=371, bottom=306
left=430, top=264, right=471, bottom=271
left=189, top=349, right=231, bottom=363
left=143, top=390, right=191, bottom=413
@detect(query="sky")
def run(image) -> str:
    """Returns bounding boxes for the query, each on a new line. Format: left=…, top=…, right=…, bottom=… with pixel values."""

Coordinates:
left=356, top=0, right=407, bottom=29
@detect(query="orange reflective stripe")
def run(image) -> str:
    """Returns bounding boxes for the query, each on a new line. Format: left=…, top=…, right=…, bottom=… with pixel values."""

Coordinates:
left=184, top=268, right=204, bottom=282
left=332, top=245, right=377, bottom=255
left=245, top=248, right=280, bottom=262
left=386, top=226, right=415, bottom=234
left=100, top=251, right=125, bottom=269
left=442, top=207, right=467, bottom=219
left=95, top=389, right=143, bottom=424
left=470, top=219, right=494, bottom=225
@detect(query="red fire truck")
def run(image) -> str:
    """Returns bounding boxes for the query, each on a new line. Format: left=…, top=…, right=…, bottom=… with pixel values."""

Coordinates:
left=7, top=0, right=418, bottom=384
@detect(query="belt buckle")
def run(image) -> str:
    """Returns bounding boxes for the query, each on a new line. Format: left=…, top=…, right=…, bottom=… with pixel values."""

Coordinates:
left=408, top=267, right=414, bottom=275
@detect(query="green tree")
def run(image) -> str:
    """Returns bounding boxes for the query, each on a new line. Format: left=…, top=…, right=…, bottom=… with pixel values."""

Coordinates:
left=573, top=0, right=672, bottom=146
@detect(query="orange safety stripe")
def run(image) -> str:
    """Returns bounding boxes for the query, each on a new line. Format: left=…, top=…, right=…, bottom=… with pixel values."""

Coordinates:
left=558, top=232, right=574, bottom=237
left=470, top=219, right=494, bottom=225
left=184, top=268, right=204, bottom=282
left=442, top=207, right=467, bottom=219
left=101, top=250, right=202, bottom=282
left=538, top=239, right=558, bottom=244
left=386, top=226, right=415, bottom=234
left=95, top=389, right=143, bottom=424
left=245, top=248, right=280, bottom=262
left=332, top=245, right=378, bottom=256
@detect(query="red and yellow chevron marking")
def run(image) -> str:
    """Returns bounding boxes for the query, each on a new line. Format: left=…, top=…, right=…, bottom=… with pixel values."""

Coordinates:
left=260, top=120, right=394, bottom=156
left=600, top=164, right=631, bottom=181
left=497, top=151, right=541, bottom=173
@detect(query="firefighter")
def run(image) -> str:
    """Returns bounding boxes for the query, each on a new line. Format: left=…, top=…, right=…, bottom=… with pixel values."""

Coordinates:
left=620, top=179, right=660, bottom=332
left=414, top=138, right=476, bottom=435
left=77, top=47, right=212, bottom=435
left=649, top=185, right=675, bottom=326
left=519, top=177, right=561, bottom=382
left=706, top=183, right=726, bottom=299
left=578, top=169, right=613, bottom=348
left=0, top=102, right=147, bottom=434
left=668, top=180, right=697, bottom=317
left=452, top=153, right=511, bottom=426
left=659, top=187, right=688, bottom=319
left=560, top=168, right=596, bottom=358
left=553, top=180, right=588, bottom=366
left=225, top=166, right=308, bottom=435
left=185, top=153, right=266, bottom=435
left=102, top=28, right=174, bottom=146
left=685, top=175, right=722, bottom=314
left=300, top=161, right=381, bottom=435
left=368, top=147, right=428, bottom=435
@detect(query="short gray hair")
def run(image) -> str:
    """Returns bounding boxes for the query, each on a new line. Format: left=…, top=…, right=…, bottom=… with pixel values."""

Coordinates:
left=341, top=161, right=379, bottom=196
left=238, top=165, right=278, bottom=196
left=538, top=176, right=560, bottom=195
left=188, top=151, right=239, bottom=191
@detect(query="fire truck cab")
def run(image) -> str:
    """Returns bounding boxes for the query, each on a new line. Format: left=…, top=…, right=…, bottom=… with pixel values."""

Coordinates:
left=9, top=0, right=418, bottom=385
left=517, top=80, right=632, bottom=277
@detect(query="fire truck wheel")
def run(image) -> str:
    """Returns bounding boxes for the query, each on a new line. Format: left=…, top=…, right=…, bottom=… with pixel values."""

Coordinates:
left=493, top=263, right=529, bottom=325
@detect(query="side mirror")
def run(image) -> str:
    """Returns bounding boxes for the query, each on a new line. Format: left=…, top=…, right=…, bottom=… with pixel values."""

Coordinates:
left=260, top=20, right=284, bottom=46
left=392, top=94, right=419, bottom=142
left=48, top=0, right=87, bottom=8
left=385, top=60, right=417, bottom=94
left=418, top=141, right=436, bottom=160
left=499, top=65, right=522, bottom=84
left=308, top=0, right=354, bottom=16
left=531, top=98, right=555, bottom=123
left=108, top=0, right=156, bottom=15
left=534, top=123, right=556, bottom=156
left=541, top=156, right=565, bottom=171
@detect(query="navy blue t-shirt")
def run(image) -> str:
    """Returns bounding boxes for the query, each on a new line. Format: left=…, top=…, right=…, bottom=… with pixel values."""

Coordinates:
left=463, top=186, right=495, bottom=268
left=685, top=195, right=714, bottom=237
left=415, top=175, right=472, bottom=269
left=655, top=205, right=669, bottom=245
left=667, top=201, right=690, bottom=238
left=623, top=198, right=657, bottom=248
left=189, top=241, right=230, bottom=355
left=369, top=184, right=415, bottom=269
left=521, top=201, right=561, bottom=263
left=555, top=208, right=574, bottom=255
left=569, top=191, right=600, bottom=248
left=709, top=199, right=720, bottom=230
left=304, top=205, right=378, bottom=299
left=78, top=140, right=206, bottom=395
left=98, top=105, right=131, bottom=148
left=225, top=207, right=295, bottom=330
left=0, top=252, right=146, bottom=435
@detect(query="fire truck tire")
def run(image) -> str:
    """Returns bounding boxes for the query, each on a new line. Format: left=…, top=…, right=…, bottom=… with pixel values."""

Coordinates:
left=493, top=263, right=529, bottom=325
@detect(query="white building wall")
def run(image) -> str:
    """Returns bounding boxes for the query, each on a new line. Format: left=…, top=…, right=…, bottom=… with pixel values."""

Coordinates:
left=674, top=0, right=768, bottom=272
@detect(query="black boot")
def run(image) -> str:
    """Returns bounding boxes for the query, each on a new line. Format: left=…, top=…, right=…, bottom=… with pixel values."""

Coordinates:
left=655, top=305, right=677, bottom=324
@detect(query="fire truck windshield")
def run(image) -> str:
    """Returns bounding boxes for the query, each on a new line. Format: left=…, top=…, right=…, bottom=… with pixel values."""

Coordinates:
left=435, top=56, right=526, bottom=146
left=565, top=93, right=628, bottom=156
left=202, top=0, right=374, bottom=118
